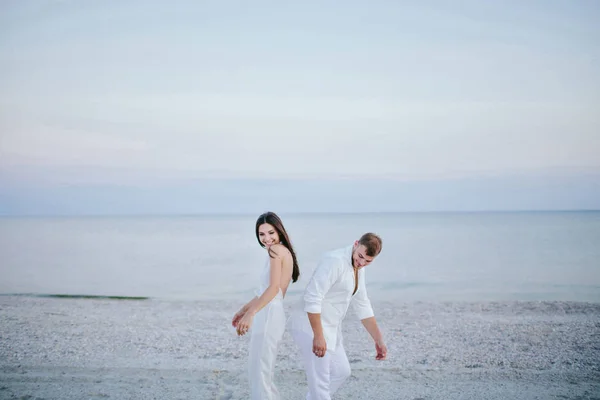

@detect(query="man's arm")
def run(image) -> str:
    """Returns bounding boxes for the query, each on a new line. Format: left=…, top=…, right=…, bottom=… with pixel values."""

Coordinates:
left=353, top=268, right=387, bottom=360
left=361, top=316, right=387, bottom=360
left=303, top=255, right=342, bottom=357
left=307, top=313, right=327, bottom=357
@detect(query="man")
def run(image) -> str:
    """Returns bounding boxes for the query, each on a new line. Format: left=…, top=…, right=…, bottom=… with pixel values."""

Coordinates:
left=289, top=233, right=387, bottom=400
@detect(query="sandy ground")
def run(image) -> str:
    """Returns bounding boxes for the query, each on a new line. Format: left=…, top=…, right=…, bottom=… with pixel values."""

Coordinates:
left=1, top=296, right=599, bottom=400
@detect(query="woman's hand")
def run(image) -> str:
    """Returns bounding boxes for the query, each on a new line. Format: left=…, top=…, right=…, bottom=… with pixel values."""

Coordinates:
left=232, top=309, right=245, bottom=328
left=236, top=313, right=254, bottom=336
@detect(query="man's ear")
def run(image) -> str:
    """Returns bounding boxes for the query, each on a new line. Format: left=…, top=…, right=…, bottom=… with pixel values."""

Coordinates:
left=353, top=240, right=359, bottom=249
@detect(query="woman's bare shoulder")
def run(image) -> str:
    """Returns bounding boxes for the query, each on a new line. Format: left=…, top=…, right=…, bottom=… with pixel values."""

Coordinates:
left=270, top=243, right=291, bottom=259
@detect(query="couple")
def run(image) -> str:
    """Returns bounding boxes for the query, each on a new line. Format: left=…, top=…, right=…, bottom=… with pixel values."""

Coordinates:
left=231, top=211, right=387, bottom=399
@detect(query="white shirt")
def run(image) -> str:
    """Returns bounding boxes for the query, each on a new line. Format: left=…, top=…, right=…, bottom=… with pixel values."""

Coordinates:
left=290, top=245, right=374, bottom=348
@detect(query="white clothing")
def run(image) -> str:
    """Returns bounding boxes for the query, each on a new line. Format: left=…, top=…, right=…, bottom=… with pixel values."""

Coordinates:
left=288, top=245, right=375, bottom=399
left=291, top=329, right=351, bottom=400
left=289, top=245, right=374, bottom=349
left=248, top=256, right=287, bottom=400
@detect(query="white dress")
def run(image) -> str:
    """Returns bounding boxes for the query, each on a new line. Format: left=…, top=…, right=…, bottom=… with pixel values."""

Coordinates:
left=248, top=256, right=288, bottom=400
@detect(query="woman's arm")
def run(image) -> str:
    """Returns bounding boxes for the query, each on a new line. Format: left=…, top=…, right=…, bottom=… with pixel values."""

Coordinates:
left=235, top=245, right=287, bottom=335
left=245, top=245, right=286, bottom=316
left=232, top=296, right=258, bottom=327
left=239, top=296, right=259, bottom=313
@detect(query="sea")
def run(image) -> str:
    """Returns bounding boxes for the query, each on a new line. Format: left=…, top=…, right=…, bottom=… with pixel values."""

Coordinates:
left=0, top=211, right=599, bottom=303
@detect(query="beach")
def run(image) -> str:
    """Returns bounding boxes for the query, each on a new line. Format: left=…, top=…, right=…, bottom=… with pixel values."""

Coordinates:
left=1, top=296, right=598, bottom=400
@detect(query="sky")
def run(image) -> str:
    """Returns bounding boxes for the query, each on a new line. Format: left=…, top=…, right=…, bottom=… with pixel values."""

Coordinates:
left=1, top=0, right=599, bottom=215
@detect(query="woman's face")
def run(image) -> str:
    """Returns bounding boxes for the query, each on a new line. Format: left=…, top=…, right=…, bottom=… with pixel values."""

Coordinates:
left=258, top=223, right=280, bottom=248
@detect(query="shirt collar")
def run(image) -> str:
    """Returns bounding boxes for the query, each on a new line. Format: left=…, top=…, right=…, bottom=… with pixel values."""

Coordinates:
left=344, top=245, right=354, bottom=269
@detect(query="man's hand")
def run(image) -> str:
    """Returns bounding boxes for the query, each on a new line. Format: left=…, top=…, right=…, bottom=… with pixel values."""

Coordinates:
left=375, top=339, right=387, bottom=360
left=312, top=334, right=327, bottom=358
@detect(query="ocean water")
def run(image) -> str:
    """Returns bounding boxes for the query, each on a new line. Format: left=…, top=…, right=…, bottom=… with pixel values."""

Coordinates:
left=0, top=212, right=599, bottom=303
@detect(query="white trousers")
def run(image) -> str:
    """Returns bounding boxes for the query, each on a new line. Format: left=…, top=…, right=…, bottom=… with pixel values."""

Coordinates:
left=292, top=330, right=351, bottom=400
left=248, top=299, right=286, bottom=400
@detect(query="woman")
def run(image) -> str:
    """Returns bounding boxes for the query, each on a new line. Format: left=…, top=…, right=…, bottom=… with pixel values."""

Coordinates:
left=232, top=211, right=300, bottom=400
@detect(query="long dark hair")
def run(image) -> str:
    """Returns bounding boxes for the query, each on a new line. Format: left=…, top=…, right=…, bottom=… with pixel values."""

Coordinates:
left=255, top=211, right=300, bottom=283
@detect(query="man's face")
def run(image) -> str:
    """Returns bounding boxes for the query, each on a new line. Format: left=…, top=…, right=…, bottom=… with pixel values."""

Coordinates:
left=352, top=243, right=375, bottom=269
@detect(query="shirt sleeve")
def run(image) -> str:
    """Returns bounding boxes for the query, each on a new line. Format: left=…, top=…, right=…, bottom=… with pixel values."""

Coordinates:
left=351, top=267, right=375, bottom=320
left=303, top=255, right=343, bottom=314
